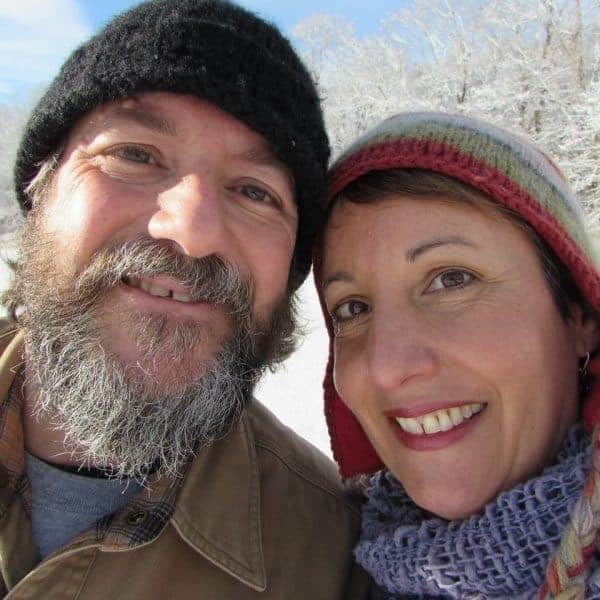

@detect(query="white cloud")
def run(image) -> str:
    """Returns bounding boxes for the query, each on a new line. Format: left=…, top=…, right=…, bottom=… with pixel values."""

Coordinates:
left=0, top=0, right=91, bottom=89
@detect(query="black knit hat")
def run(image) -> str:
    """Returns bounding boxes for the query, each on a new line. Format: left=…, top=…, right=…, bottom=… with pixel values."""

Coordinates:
left=13, top=0, right=329, bottom=289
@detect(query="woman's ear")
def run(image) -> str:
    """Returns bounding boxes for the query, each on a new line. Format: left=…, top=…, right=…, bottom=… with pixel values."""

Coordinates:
left=572, top=307, right=600, bottom=357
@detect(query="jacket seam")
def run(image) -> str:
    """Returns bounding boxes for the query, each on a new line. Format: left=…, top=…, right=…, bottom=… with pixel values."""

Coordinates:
left=73, top=548, right=98, bottom=600
left=254, top=440, right=360, bottom=514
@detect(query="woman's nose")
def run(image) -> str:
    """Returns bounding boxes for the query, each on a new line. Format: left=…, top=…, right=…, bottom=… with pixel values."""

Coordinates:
left=366, top=310, right=438, bottom=392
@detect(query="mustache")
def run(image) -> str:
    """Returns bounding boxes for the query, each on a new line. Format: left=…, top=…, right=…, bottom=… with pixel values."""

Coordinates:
left=72, top=236, right=254, bottom=317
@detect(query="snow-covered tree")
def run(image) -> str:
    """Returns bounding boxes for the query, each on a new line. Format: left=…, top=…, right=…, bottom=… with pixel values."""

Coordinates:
left=293, top=0, right=600, bottom=230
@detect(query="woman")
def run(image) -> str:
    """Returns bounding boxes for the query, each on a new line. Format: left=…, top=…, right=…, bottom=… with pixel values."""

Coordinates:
left=313, top=112, right=600, bottom=598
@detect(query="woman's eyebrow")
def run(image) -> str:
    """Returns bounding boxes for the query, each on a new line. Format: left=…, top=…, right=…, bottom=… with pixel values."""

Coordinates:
left=321, top=271, right=354, bottom=292
left=322, top=237, right=477, bottom=290
left=406, top=236, right=477, bottom=263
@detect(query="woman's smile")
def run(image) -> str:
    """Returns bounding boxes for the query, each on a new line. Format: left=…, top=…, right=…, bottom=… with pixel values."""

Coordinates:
left=388, top=403, right=486, bottom=451
left=391, top=401, right=485, bottom=433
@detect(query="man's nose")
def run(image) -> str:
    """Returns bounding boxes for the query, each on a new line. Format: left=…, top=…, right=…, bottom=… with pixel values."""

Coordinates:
left=147, top=173, right=230, bottom=259
left=366, top=309, right=437, bottom=393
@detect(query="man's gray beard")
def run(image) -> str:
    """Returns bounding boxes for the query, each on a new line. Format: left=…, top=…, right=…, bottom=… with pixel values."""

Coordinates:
left=16, top=231, right=296, bottom=483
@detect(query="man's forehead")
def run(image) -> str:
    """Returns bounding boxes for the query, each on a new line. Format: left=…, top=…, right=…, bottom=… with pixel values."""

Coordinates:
left=103, top=98, right=180, bottom=137
left=79, top=95, right=277, bottom=150
left=81, top=95, right=182, bottom=137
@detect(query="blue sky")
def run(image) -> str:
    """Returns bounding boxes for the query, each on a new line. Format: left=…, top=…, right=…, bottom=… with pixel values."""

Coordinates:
left=0, top=0, right=409, bottom=103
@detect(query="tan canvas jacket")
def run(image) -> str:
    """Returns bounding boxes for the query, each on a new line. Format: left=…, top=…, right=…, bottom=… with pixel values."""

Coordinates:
left=0, top=328, right=371, bottom=599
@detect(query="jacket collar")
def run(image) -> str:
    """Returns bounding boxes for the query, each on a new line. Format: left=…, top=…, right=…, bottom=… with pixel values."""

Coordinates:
left=170, top=403, right=266, bottom=591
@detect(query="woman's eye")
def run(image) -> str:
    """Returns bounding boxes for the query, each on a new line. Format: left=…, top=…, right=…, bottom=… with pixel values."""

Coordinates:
left=426, top=269, right=475, bottom=293
left=331, top=299, right=369, bottom=329
left=112, top=145, right=157, bottom=165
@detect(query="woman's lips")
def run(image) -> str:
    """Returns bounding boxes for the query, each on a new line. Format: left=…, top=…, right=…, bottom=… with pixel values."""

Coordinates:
left=385, top=402, right=486, bottom=451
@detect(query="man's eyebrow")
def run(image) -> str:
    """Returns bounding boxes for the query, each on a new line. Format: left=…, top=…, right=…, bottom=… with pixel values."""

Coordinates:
left=106, top=106, right=179, bottom=137
left=236, top=148, right=295, bottom=189
left=321, top=271, right=354, bottom=292
left=406, top=236, right=477, bottom=263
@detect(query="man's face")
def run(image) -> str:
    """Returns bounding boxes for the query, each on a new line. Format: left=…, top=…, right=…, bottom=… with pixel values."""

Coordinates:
left=31, top=91, right=297, bottom=381
left=16, top=92, right=298, bottom=479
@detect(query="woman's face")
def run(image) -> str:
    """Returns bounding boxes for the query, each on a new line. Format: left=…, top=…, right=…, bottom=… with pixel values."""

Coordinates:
left=321, top=194, right=597, bottom=519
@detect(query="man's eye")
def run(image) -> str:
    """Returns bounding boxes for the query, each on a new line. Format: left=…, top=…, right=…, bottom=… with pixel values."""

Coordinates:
left=112, top=145, right=156, bottom=165
left=330, top=299, right=369, bottom=331
left=238, top=184, right=280, bottom=208
left=426, top=269, right=475, bottom=293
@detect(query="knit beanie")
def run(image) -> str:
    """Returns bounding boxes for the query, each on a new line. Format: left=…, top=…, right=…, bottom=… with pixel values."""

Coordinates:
left=313, top=112, right=600, bottom=478
left=13, top=0, right=329, bottom=290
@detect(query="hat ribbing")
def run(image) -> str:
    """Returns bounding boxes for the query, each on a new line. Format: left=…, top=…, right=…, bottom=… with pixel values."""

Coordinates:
left=315, top=112, right=600, bottom=477
left=14, top=0, right=329, bottom=289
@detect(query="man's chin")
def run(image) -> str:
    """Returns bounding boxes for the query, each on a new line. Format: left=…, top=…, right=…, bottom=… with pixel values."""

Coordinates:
left=104, top=337, right=227, bottom=392
left=120, top=354, right=215, bottom=392
left=98, top=307, right=230, bottom=385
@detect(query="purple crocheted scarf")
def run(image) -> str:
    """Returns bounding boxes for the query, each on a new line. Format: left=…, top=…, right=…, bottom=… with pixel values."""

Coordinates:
left=356, top=425, right=600, bottom=598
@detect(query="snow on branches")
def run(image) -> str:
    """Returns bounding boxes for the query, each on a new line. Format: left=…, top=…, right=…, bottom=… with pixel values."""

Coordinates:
left=293, top=0, right=600, bottom=231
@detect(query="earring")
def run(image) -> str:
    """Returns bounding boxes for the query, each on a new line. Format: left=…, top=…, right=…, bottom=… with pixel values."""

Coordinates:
left=580, top=352, right=591, bottom=376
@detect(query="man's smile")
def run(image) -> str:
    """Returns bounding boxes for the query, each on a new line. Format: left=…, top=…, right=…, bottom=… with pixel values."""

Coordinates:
left=122, top=275, right=194, bottom=303
left=117, top=274, right=228, bottom=323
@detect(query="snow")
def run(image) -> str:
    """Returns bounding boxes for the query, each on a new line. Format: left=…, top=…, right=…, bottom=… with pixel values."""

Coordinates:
left=255, top=278, right=332, bottom=456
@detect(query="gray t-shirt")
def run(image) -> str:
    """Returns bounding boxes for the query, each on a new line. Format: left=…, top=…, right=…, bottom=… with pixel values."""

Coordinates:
left=26, top=453, right=142, bottom=560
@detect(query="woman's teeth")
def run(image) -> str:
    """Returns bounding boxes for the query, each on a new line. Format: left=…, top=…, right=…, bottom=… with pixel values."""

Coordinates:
left=395, top=403, right=484, bottom=435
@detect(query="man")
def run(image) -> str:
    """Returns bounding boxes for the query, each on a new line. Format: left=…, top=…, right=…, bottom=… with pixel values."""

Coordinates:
left=0, top=1, right=370, bottom=597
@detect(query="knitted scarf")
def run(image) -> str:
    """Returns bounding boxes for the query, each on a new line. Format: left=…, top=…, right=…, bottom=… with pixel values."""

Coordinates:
left=356, top=425, right=600, bottom=599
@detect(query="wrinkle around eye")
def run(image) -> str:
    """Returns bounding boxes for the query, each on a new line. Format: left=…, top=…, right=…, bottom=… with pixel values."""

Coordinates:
left=86, top=142, right=170, bottom=184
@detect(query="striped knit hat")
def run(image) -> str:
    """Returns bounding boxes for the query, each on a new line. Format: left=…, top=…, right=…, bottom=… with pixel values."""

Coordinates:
left=314, top=112, right=600, bottom=479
